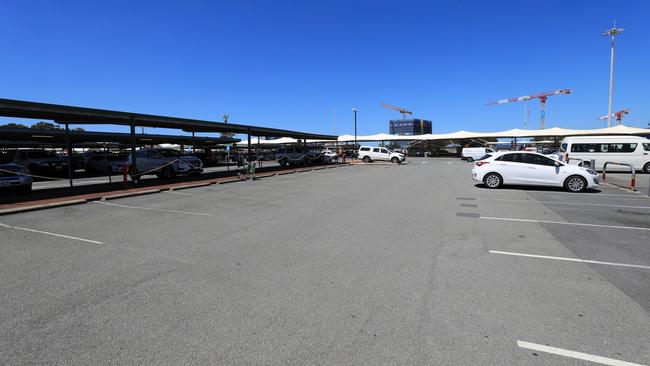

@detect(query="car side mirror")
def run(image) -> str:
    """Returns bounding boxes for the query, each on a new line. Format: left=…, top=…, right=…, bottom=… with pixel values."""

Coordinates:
left=554, top=161, right=561, bottom=167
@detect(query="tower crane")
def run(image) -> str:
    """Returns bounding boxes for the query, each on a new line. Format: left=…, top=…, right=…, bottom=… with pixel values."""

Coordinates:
left=381, top=103, right=413, bottom=119
left=487, top=89, right=572, bottom=129
left=599, top=109, right=629, bottom=126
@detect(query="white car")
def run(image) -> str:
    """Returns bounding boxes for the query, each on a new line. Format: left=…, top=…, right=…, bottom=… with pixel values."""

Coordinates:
left=127, top=148, right=203, bottom=179
left=471, top=151, right=599, bottom=192
left=357, top=146, right=405, bottom=164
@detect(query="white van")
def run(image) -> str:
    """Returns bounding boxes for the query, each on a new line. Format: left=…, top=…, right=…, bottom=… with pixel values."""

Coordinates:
left=560, top=135, right=650, bottom=173
left=461, top=147, right=494, bottom=162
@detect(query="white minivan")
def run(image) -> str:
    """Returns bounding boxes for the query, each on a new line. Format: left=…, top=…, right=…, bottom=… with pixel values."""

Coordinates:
left=560, top=136, right=650, bottom=173
left=461, top=147, right=494, bottom=162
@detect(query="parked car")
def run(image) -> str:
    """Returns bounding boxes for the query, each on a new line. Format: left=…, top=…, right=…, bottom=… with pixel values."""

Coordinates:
left=0, top=156, right=32, bottom=193
left=320, top=148, right=337, bottom=162
left=9, top=149, right=69, bottom=177
left=461, top=147, right=495, bottom=162
left=85, top=153, right=129, bottom=174
left=127, top=148, right=203, bottom=179
left=275, top=147, right=308, bottom=166
left=357, top=146, right=405, bottom=163
left=559, top=135, right=650, bottom=173
left=472, top=151, right=599, bottom=192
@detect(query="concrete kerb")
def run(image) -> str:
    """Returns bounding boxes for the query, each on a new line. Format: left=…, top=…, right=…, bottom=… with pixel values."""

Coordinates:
left=170, top=182, right=213, bottom=191
left=0, top=199, right=88, bottom=216
left=101, top=189, right=162, bottom=201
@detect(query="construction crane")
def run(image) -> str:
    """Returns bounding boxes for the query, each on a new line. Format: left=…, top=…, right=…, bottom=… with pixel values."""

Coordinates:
left=599, top=109, right=629, bottom=126
left=487, top=89, right=572, bottom=129
left=381, top=103, right=412, bottom=119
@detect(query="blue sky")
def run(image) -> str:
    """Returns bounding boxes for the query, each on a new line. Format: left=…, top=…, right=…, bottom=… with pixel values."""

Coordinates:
left=1, top=0, right=649, bottom=138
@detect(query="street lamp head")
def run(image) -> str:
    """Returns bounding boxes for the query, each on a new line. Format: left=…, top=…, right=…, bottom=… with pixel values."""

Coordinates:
left=352, top=108, right=358, bottom=112
left=603, top=27, right=624, bottom=36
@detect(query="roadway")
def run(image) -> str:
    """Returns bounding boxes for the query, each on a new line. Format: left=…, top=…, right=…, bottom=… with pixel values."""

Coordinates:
left=1, top=158, right=648, bottom=365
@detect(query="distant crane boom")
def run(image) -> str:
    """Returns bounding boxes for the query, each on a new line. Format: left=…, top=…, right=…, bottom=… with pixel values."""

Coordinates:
left=381, top=103, right=413, bottom=119
left=599, top=109, right=629, bottom=125
left=487, top=89, right=572, bottom=129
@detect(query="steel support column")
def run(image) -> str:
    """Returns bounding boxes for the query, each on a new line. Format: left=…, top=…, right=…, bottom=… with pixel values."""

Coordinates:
left=64, top=123, right=73, bottom=188
left=130, top=119, right=137, bottom=183
left=247, top=130, right=252, bottom=163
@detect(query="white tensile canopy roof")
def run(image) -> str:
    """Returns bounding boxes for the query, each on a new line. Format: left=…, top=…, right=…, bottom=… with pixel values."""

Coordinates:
left=230, top=125, right=649, bottom=145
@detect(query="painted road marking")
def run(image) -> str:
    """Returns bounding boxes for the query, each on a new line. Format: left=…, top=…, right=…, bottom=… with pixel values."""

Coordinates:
left=0, top=222, right=104, bottom=245
left=490, top=250, right=650, bottom=270
left=93, top=201, right=214, bottom=216
left=164, top=190, right=193, bottom=196
left=517, top=340, right=646, bottom=366
left=481, top=198, right=650, bottom=210
left=456, top=212, right=480, bottom=218
left=481, top=216, right=650, bottom=232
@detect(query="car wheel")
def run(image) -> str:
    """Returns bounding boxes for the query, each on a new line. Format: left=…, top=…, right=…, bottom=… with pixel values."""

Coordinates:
left=391, top=157, right=399, bottom=164
left=161, top=166, right=175, bottom=179
left=466, top=157, right=474, bottom=162
left=483, top=173, right=502, bottom=189
left=362, top=156, right=371, bottom=163
left=278, top=158, right=288, bottom=166
left=564, top=175, right=587, bottom=192
left=643, top=163, right=650, bottom=174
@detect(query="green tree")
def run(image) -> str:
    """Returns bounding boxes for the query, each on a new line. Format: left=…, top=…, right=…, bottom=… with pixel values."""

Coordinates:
left=30, top=121, right=61, bottom=130
left=0, top=122, right=29, bottom=129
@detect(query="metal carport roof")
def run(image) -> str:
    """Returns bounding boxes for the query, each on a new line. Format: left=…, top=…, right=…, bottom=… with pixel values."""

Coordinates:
left=0, top=98, right=337, bottom=140
left=0, top=128, right=239, bottom=147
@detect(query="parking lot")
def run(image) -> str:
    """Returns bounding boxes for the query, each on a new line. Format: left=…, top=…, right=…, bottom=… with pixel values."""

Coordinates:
left=1, top=158, right=648, bottom=365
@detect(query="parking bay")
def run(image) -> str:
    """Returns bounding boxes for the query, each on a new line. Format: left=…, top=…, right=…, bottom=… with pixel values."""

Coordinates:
left=0, top=158, right=648, bottom=365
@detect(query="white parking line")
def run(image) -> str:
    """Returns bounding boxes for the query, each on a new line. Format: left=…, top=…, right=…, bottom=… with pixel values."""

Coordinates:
left=93, top=201, right=214, bottom=216
left=481, top=198, right=650, bottom=210
left=481, top=216, right=650, bottom=232
left=517, top=340, right=646, bottom=366
left=0, top=222, right=104, bottom=245
left=164, top=190, right=193, bottom=196
left=490, top=250, right=650, bottom=270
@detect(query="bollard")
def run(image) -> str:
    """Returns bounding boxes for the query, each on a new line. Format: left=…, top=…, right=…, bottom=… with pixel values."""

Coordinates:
left=122, top=165, right=129, bottom=188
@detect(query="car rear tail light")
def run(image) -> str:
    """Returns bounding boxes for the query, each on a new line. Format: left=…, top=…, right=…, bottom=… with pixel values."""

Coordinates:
left=475, top=161, right=490, bottom=167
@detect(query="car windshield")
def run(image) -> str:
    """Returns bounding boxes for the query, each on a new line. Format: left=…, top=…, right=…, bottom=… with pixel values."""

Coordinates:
left=157, top=149, right=181, bottom=157
left=27, top=151, right=58, bottom=159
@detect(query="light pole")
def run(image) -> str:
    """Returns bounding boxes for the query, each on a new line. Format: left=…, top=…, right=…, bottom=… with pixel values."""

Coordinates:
left=352, top=108, right=358, bottom=159
left=603, top=24, right=623, bottom=128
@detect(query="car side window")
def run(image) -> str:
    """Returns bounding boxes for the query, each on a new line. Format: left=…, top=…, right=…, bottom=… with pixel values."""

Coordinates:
left=497, top=153, right=522, bottom=163
left=525, top=154, right=556, bottom=166
left=360, top=147, right=370, bottom=152
left=380, top=148, right=388, bottom=154
left=644, top=143, right=650, bottom=152
left=373, top=148, right=380, bottom=153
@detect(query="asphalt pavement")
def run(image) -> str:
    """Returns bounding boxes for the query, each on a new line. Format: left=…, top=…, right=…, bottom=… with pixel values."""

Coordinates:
left=1, top=158, right=648, bottom=365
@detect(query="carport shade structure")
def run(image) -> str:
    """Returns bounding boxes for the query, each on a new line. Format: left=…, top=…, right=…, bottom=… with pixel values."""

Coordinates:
left=0, top=98, right=337, bottom=181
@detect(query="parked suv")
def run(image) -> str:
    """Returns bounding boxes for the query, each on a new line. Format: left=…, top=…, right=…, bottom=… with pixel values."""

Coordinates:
left=357, top=146, right=405, bottom=164
left=10, top=149, right=69, bottom=177
left=127, top=148, right=203, bottom=179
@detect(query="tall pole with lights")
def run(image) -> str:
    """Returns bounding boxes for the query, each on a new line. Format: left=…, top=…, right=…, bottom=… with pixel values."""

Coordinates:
left=604, top=24, right=623, bottom=128
left=352, top=108, right=358, bottom=160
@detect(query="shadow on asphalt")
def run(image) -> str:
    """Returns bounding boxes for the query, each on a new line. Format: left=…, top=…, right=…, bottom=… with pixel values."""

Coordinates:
left=0, top=163, right=337, bottom=205
left=473, top=183, right=603, bottom=194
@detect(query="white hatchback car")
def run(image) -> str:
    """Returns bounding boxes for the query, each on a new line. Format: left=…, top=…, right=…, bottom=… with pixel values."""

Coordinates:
left=472, top=151, right=599, bottom=192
